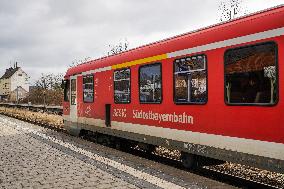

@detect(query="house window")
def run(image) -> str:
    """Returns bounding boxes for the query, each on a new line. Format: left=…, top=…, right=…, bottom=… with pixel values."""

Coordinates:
left=139, top=63, right=162, bottom=103
left=83, top=75, right=94, bottom=103
left=224, top=42, right=278, bottom=105
left=174, top=55, right=207, bottom=104
left=114, top=68, right=130, bottom=103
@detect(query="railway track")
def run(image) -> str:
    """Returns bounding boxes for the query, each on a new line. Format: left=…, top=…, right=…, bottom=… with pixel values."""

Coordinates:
left=199, top=167, right=281, bottom=189
left=123, top=146, right=281, bottom=189
left=0, top=109, right=282, bottom=189
left=71, top=129, right=283, bottom=189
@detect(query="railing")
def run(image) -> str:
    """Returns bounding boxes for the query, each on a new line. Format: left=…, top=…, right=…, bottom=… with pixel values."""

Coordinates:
left=0, top=103, right=63, bottom=115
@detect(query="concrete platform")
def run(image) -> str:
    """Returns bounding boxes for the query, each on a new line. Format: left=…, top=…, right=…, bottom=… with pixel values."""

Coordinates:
left=0, top=115, right=236, bottom=189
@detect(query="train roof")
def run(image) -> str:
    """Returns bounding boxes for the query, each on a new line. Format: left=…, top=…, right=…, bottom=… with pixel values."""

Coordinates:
left=65, top=4, right=284, bottom=78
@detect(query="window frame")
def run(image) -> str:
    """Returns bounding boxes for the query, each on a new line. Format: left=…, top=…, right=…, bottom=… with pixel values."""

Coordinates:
left=138, top=62, right=163, bottom=104
left=63, top=79, right=70, bottom=102
left=82, top=74, right=94, bottom=103
left=223, top=41, right=279, bottom=106
left=113, top=68, right=131, bottom=104
left=70, top=79, right=77, bottom=105
left=173, top=54, right=208, bottom=105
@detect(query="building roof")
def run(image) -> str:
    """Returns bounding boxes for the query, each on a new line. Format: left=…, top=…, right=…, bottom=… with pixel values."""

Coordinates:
left=11, top=86, right=28, bottom=93
left=0, top=67, right=20, bottom=79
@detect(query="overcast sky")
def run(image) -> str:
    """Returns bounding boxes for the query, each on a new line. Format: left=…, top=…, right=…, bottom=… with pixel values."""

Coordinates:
left=0, top=0, right=283, bottom=83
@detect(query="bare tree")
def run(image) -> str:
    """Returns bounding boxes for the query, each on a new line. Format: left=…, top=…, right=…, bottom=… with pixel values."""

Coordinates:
left=25, top=73, right=64, bottom=106
left=107, top=38, right=129, bottom=56
left=69, top=57, right=92, bottom=68
left=69, top=38, right=129, bottom=69
left=35, top=73, right=63, bottom=90
left=218, top=0, right=247, bottom=22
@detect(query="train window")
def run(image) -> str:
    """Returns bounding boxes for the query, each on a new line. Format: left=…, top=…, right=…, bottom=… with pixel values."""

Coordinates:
left=114, top=68, right=130, bottom=103
left=83, top=75, right=94, bottom=103
left=174, top=55, right=207, bottom=104
left=71, top=79, right=76, bottom=105
left=224, top=42, right=278, bottom=105
left=64, top=80, right=70, bottom=102
left=139, top=63, right=162, bottom=103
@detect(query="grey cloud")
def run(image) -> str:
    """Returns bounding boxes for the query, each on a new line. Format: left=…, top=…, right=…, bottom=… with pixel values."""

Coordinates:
left=0, top=0, right=281, bottom=82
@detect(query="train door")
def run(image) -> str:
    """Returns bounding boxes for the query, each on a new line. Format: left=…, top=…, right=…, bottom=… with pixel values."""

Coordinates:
left=105, top=104, right=111, bottom=127
left=70, top=76, right=77, bottom=122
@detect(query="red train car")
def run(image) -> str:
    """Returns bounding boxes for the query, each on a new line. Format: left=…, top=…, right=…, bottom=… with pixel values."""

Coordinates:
left=63, top=5, right=284, bottom=173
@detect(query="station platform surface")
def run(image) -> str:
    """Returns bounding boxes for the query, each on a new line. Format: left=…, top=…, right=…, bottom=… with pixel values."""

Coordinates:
left=0, top=115, right=236, bottom=189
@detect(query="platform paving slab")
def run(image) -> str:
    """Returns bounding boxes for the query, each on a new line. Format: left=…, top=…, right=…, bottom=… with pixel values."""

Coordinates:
left=0, top=114, right=236, bottom=189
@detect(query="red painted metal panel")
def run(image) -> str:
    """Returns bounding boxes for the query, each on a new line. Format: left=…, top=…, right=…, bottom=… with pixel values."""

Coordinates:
left=64, top=6, right=284, bottom=146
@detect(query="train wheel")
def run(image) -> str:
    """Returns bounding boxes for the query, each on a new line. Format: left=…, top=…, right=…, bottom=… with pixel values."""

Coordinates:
left=181, top=152, right=196, bottom=169
left=145, top=144, right=156, bottom=155
left=116, top=139, right=131, bottom=151
left=114, top=138, right=122, bottom=150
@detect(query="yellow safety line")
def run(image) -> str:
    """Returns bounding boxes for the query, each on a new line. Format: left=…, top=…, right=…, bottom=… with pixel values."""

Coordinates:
left=111, top=54, right=168, bottom=70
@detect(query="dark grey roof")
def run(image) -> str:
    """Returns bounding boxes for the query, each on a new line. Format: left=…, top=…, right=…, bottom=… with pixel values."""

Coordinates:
left=0, top=67, right=20, bottom=79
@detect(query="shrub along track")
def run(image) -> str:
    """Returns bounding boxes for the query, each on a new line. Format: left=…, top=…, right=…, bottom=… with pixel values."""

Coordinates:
left=0, top=106, right=64, bottom=132
left=0, top=106, right=283, bottom=189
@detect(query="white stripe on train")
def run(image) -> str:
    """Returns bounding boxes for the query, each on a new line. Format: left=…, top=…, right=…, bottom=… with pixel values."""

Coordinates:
left=64, top=116, right=284, bottom=161
left=167, top=26, right=284, bottom=58
left=65, top=27, right=284, bottom=160
left=75, top=26, right=284, bottom=76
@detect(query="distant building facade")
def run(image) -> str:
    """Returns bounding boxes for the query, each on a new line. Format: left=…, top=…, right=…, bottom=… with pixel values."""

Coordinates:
left=0, top=64, right=29, bottom=102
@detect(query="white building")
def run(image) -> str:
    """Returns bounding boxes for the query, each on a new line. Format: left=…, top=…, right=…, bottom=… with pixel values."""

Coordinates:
left=0, top=64, right=29, bottom=101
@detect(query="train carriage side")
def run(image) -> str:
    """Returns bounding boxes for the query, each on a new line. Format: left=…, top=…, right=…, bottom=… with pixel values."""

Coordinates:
left=63, top=5, right=284, bottom=173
